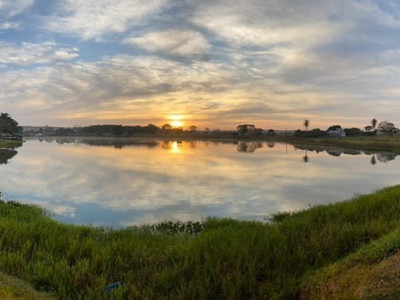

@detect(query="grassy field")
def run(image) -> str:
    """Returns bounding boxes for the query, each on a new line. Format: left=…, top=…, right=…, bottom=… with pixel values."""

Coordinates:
left=1, top=187, right=400, bottom=298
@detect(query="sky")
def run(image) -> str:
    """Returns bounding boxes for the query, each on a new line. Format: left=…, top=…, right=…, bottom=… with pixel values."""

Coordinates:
left=1, top=0, right=400, bottom=130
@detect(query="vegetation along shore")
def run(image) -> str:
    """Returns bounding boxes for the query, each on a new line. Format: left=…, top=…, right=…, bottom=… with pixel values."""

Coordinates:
left=0, top=187, right=400, bottom=298
left=0, top=140, right=23, bottom=149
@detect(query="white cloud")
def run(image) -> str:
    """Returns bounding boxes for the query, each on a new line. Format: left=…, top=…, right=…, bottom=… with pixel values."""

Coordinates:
left=0, top=21, right=20, bottom=31
left=0, top=42, right=79, bottom=65
left=0, top=0, right=34, bottom=18
left=124, top=29, right=210, bottom=60
left=188, top=0, right=350, bottom=48
left=46, top=0, right=169, bottom=40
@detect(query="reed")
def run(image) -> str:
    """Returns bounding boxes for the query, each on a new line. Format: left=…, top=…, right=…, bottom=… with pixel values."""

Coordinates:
left=1, top=186, right=400, bottom=298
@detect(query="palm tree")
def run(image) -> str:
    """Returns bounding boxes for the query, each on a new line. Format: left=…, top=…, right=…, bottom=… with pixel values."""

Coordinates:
left=304, top=119, right=309, bottom=131
left=371, top=118, right=377, bottom=130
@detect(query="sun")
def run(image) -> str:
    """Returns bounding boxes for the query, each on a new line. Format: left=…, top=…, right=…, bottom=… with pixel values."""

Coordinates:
left=170, top=120, right=184, bottom=128
left=168, top=115, right=185, bottom=128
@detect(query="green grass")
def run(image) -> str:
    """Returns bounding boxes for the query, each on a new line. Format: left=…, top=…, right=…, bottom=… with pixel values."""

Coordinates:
left=0, top=272, right=55, bottom=299
left=276, top=135, right=400, bottom=153
left=300, top=228, right=400, bottom=299
left=2, top=187, right=400, bottom=298
left=0, top=140, right=23, bottom=148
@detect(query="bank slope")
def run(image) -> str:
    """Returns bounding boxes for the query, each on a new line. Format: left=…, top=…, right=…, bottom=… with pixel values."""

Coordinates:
left=1, top=187, right=400, bottom=298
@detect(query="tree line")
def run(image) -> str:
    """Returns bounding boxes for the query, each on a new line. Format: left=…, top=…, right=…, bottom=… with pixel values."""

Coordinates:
left=294, top=118, right=399, bottom=137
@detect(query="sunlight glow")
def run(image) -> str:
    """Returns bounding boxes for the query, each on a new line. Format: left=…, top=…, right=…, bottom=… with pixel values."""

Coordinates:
left=170, top=120, right=184, bottom=128
left=168, top=115, right=185, bottom=128
left=170, top=141, right=182, bottom=154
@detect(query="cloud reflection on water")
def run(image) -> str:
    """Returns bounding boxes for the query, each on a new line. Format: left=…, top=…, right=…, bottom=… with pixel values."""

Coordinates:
left=0, top=139, right=398, bottom=227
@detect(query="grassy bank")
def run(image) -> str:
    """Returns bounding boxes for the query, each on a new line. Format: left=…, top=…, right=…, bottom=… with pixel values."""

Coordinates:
left=271, top=135, right=400, bottom=153
left=0, top=272, right=55, bottom=299
left=0, top=140, right=23, bottom=148
left=1, top=188, right=400, bottom=298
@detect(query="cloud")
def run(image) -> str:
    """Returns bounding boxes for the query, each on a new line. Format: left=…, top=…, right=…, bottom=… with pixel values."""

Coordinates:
left=0, top=41, right=79, bottom=65
left=46, top=0, right=169, bottom=40
left=0, top=54, right=237, bottom=125
left=124, top=29, right=210, bottom=60
left=0, top=0, right=34, bottom=18
left=3, top=0, right=400, bottom=128
left=0, top=21, right=20, bottom=31
left=188, top=0, right=349, bottom=48
left=1, top=48, right=399, bottom=129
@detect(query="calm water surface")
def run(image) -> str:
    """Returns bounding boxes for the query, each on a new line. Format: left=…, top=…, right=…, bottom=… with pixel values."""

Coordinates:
left=0, top=138, right=399, bottom=227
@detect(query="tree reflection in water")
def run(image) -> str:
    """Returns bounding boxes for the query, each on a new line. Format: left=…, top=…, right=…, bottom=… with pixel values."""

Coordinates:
left=0, top=149, right=18, bottom=164
left=237, top=142, right=263, bottom=153
left=376, top=152, right=397, bottom=163
left=303, top=150, right=309, bottom=163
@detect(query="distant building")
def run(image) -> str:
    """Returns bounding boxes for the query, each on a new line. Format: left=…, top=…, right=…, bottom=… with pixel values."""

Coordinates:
left=327, top=128, right=346, bottom=137
left=0, top=132, right=22, bottom=140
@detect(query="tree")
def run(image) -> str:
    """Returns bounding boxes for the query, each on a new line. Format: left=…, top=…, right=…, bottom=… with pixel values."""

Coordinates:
left=377, top=121, right=398, bottom=135
left=161, top=124, right=172, bottom=131
left=364, top=125, right=373, bottom=132
left=327, top=125, right=341, bottom=131
left=371, top=118, right=377, bottom=130
left=344, top=127, right=363, bottom=137
left=0, top=113, right=20, bottom=134
left=266, top=129, right=276, bottom=136
left=304, top=119, right=309, bottom=131
left=236, top=124, right=260, bottom=137
left=189, top=125, right=198, bottom=132
left=237, top=124, right=250, bottom=137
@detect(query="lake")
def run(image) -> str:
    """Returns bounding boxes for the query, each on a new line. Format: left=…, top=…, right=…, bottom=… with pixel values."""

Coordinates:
left=0, top=138, right=399, bottom=227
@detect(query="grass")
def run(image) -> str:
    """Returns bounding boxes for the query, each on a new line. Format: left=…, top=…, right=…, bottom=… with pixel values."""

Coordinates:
left=273, top=135, right=400, bottom=153
left=0, top=140, right=23, bottom=148
left=300, top=228, right=400, bottom=299
left=2, top=187, right=400, bottom=298
left=0, top=272, right=55, bottom=299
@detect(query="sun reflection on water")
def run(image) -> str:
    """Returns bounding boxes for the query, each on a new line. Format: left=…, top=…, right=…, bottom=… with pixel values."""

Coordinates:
left=170, top=141, right=182, bottom=154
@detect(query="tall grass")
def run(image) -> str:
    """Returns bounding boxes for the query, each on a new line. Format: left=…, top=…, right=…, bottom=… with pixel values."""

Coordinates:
left=1, top=187, right=400, bottom=298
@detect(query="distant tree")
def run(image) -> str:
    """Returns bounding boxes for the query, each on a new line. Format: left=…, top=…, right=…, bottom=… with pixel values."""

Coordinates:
left=0, top=113, right=20, bottom=134
left=294, top=128, right=327, bottom=138
left=111, top=125, right=124, bottom=136
left=162, top=124, right=172, bottom=131
left=143, top=124, right=159, bottom=134
left=266, top=129, right=276, bottom=136
left=304, top=119, right=309, bottom=131
left=327, top=125, right=342, bottom=131
left=377, top=121, right=398, bottom=135
left=364, top=125, right=373, bottom=132
left=371, top=118, right=377, bottom=129
left=344, top=127, right=363, bottom=137
left=189, top=125, right=198, bottom=132
left=237, top=124, right=248, bottom=136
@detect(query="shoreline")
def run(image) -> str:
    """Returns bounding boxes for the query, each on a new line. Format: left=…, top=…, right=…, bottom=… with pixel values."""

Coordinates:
left=25, top=134, right=400, bottom=154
